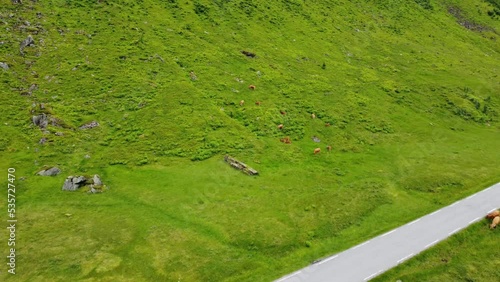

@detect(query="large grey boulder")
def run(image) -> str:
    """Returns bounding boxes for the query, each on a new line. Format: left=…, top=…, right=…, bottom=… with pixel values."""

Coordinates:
left=37, top=167, right=61, bottom=176
left=62, top=175, right=87, bottom=191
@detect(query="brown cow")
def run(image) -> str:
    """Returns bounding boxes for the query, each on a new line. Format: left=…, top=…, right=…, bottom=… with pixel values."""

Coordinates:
left=248, top=85, right=256, bottom=90
left=314, top=148, right=321, bottom=154
left=486, top=210, right=500, bottom=219
left=255, top=101, right=261, bottom=106
left=325, top=122, right=331, bottom=127
left=278, top=124, right=284, bottom=130
left=280, top=136, right=291, bottom=144
left=326, top=145, right=332, bottom=152
left=280, top=110, right=286, bottom=115
left=240, top=100, right=245, bottom=106
left=490, top=216, right=500, bottom=229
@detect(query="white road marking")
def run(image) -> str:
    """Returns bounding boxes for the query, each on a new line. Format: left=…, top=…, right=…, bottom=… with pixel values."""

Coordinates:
left=488, top=208, right=498, bottom=213
left=352, top=241, right=370, bottom=250
left=407, top=218, right=421, bottom=226
left=468, top=217, right=482, bottom=224
left=429, top=210, right=441, bottom=216
left=425, top=239, right=439, bottom=249
left=275, top=270, right=302, bottom=282
left=381, top=230, right=396, bottom=237
left=397, top=253, right=414, bottom=264
left=449, top=227, right=462, bottom=235
left=364, top=270, right=383, bottom=281
left=315, top=255, right=339, bottom=265
left=449, top=202, right=459, bottom=207
left=466, top=194, right=476, bottom=199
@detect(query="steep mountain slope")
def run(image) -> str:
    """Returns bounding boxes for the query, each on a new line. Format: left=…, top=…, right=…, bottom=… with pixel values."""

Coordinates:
left=1, top=0, right=499, bottom=281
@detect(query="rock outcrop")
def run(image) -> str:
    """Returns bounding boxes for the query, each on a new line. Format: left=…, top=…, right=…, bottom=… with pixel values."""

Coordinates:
left=62, top=174, right=106, bottom=192
left=62, top=175, right=87, bottom=191
left=32, top=113, right=49, bottom=129
left=79, top=121, right=99, bottom=130
left=37, top=167, right=61, bottom=176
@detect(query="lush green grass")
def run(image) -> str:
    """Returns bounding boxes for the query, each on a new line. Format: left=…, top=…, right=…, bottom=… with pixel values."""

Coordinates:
left=1, top=0, right=499, bottom=281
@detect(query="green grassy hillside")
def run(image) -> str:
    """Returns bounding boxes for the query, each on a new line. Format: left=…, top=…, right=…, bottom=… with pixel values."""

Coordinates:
left=1, top=0, right=499, bottom=281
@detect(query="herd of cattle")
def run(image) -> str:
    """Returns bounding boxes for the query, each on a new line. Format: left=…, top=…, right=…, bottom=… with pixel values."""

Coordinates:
left=239, top=83, right=333, bottom=155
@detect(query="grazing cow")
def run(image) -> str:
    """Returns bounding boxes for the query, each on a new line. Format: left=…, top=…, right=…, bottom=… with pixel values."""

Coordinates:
left=255, top=101, right=261, bottom=106
left=311, top=113, right=316, bottom=119
left=280, top=110, right=286, bottom=115
left=280, top=136, right=291, bottom=144
left=278, top=124, right=283, bottom=130
left=486, top=210, right=500, bottom=219
left=240, top=100, right=245, bottom=106
left=490, top=216, right=500, bottom=229
left=325, top=122, right=331, bottom=127
left=249, top=85, right=256, bottom=90
left=314, top=148, right=321, bottom=154
left=326, top=145, right=332, bottom=152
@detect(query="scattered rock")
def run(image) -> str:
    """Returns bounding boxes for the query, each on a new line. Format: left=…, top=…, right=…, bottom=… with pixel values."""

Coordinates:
left=12, top=0, right=22, bottom=4
left=224, top=155, right=259, bottom=175
left=55, top=132, right=63, bottom=136
left=312, top=136, right=321, bottom=143
left=241, top=50, right=256, bottom=58
left=28, top=83, right=38, bottom=94
left=0, top=62, right=9, bottom=70
left=38, top=137, right=47, bottom=144
left=36, top=12, right=43, bottom=19
left=93, top=174, right=102, bottom=186
left=79, top=121, right=99, bottom=130
left=20, top=35, right=35, bottom=55
left=32, top=113, right=48, bottom=129
left=62, top=174, right=106, bottom=192
left=62, top=175, right=88, bottom=191
left=189, top=71, right=197, bottom=81
left=37, top=167, right=61, bottom=176
left=84, top=154, right=91, bottom=159
left=89, top=185, right=102, bottom=194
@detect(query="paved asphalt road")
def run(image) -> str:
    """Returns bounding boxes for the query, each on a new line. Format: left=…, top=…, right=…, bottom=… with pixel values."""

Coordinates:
left=276, top=182, right=500, bottom=282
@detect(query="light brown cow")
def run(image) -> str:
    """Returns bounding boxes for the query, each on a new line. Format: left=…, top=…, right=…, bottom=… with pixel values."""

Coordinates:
left=278, top=124, right=284, bottom=130
left=248, top=85, right=256, bottom=90
left=240, top=100, right=245, bottom=106
left=280, top=136, right=291, bottom=144
left=325, top=122, right=331, bottom=127
left=311, top=113, right=316, bottom=119
left=486, top=210, right=500, bottom=219
left=326, top=145, right=332, bottom=152
left=314, top=148, right=321, bottom=154
left=490, top=216, right=500, bottom=229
